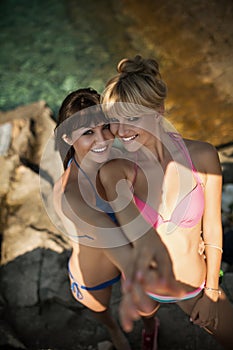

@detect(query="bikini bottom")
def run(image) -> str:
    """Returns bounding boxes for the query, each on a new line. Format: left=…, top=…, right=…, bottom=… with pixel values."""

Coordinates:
left=146, top=281, right=205, bottom=303
left=68, top=260, right=121, bottom=300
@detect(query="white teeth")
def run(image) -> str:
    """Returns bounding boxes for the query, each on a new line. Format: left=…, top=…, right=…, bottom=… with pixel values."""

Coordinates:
left=92, top=146, right=107, bottom=153
left=122, top=135, right=137, bottom=142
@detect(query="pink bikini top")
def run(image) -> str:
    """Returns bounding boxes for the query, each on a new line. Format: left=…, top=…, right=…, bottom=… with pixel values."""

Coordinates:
left=133, top=133, right=204, bottom=229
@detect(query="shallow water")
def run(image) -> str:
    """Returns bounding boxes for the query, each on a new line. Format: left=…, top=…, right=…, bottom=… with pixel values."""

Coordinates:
left=0, top=0, right=232, bottom=145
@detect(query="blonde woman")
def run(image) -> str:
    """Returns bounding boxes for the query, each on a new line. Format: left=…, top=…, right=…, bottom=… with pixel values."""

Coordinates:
left=99, top=55, right=233, bottom=349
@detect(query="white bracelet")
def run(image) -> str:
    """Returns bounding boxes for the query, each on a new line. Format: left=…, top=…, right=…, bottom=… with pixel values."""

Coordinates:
left=204, top=244, right=223, bottom=253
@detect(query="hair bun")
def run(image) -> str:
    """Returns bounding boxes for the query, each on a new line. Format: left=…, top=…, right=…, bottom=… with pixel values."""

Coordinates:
left=117, top=55, right=161, bottom=78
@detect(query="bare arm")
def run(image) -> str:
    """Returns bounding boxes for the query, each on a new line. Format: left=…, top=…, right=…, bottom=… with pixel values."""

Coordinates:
left=190, top=143, right=223, bottom=328
left=53, top=176, right=134, bottom=274
left=202, top=145, right=223, bottom=297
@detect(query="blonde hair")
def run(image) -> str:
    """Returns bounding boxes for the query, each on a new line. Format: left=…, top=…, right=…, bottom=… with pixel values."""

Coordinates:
left=101, top=55, right=167, bottom=111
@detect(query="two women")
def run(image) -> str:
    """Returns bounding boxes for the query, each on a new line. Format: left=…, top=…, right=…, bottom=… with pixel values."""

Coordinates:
left=53, top=87, right=177, bottom=350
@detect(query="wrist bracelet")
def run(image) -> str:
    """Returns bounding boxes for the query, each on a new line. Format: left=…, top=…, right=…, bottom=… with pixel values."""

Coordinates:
left=204, top=287, right=221, bottom=295
left=204, top=244, right=223, bottom=253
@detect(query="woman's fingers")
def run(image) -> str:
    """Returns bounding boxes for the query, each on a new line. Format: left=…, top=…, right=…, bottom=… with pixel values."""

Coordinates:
left=133, top=231, right=180, bottom=292
left=119, top=292, right=140, bottom=332
left=119, top=283, right=158, bottom=332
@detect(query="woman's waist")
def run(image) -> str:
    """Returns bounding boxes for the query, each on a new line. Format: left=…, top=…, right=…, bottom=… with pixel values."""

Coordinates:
left=145, top=257, right=206, bottom=300
left=171, top=254, right=206, bottom=291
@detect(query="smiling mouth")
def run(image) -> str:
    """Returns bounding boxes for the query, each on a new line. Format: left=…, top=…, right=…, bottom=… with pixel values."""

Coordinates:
left=121, top=134, right=138, bottom=142
left=91, top=146, right=108, bottom=153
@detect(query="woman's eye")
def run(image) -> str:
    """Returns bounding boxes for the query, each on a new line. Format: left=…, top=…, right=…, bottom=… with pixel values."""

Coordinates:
left=127, top=116, right=140, bottom=122
left=103, top=123, right=111, bottom=130
left=109, top=118, right=119, bottom=123
left=83, top=129, right=93, bottom=136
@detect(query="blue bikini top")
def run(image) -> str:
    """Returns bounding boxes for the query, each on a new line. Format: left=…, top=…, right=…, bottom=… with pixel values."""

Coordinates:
left=69, top=158, right=118, bottom=224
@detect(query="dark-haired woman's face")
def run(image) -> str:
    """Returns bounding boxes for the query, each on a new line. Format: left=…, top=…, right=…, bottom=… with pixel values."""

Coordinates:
left=71, top=123, right=114, bottom=164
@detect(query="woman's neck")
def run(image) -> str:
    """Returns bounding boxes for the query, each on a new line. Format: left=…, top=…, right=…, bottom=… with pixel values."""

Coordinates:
left=74, top=154, right=100, bottom=175
left=138, top=135, right=165, bottom=163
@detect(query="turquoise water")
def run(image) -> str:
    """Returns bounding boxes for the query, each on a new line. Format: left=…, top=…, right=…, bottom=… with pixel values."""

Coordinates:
left=1, top=0, right=75, bottom=113
left=0, top=0, right=134, bottom=116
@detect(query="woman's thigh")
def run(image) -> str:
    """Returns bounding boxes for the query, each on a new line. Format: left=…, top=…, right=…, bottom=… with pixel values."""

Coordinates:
left=70, top=282, right=113, bottom=312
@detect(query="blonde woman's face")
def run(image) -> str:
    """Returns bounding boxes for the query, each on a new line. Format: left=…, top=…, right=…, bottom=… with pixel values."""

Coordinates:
left=109, top=113, right=160, bottom=152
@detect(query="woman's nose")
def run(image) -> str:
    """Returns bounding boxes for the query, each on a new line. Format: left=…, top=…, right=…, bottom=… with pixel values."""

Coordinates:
left=96, top=131, right=105, bottom=143
left=117, top=122, right=128, bottom=136
left=110, top=122, right=119, bottom=135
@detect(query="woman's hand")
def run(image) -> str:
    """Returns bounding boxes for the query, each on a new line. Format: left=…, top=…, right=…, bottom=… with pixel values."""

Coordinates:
left=119, top=231, right=187, bottom=332
left=119, top=267, right=161, bottom=332
left=190, top=293, right=219, bottom=330
left=127, top=229, right=185, bottom=296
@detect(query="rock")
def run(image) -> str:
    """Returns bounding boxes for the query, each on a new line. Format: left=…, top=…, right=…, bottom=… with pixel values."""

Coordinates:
left=0, top=320, right=26, bottom=349
left=0, top=156, right=16, bottom=197
left=10, top=118, right=35, bottom=159
left=0, top=101, right=74, bottom=350
left=222, top=272, right=233, bottom=304
left=0, top=122, right=12, bottom=155
left=218, top=143, right=233, bottom=184
left=222, top=184, right=233, bottom=213
left=6, top=165, right=40, bottom=206
left=0, top=100, right=50, bottom=125
left=222, top=230, right=233, bottom=266
left=97, top=340, right=114, bottom=350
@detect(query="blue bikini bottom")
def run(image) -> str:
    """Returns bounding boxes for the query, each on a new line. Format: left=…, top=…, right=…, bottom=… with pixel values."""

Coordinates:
left=68, top=260, right=121, bottom=300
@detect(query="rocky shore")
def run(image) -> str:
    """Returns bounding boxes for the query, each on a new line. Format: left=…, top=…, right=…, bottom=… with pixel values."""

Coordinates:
left=0, top=101, right=232, bottom=350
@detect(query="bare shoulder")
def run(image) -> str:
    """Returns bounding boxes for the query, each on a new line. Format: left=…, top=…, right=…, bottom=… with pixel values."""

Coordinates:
left=54, top=168, right=82, bottom=210
left=185, top=139, right=217, bottom=156
left=184, top=138, right=221, bottom=174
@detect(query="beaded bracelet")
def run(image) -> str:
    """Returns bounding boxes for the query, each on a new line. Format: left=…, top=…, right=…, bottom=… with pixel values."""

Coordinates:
left=204, top=243, right=223, bottom=253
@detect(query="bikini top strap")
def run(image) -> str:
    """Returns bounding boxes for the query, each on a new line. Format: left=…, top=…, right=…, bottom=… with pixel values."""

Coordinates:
left=72, top=157, right=98, bottom=195
left=167, top=132, right=203, bottom=184
left=67, top=158, right=73, bottom=168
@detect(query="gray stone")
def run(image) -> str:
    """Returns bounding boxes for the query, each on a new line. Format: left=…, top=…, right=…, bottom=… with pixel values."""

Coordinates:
left=1, top=249, right=41, bottom=307
left=0, top=320, right=26, bottom=349
left=0, top=122, right=12, bottom=155
left=97, top=340, right=113, bottom=350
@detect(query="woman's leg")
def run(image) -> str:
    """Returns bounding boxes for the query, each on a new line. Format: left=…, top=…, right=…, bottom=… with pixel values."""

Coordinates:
left=91, top=307, right=131, bottom=350
left=71, top=283, right=131, bottom=350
